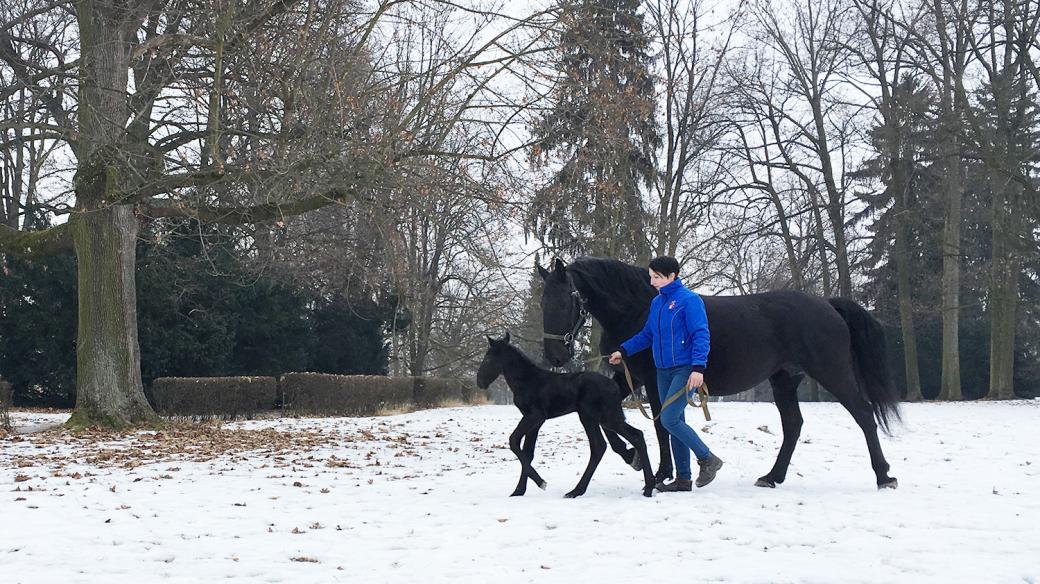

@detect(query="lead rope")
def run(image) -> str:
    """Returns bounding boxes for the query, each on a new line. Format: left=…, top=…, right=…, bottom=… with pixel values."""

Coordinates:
left=582, top=355, right=711, bottom=422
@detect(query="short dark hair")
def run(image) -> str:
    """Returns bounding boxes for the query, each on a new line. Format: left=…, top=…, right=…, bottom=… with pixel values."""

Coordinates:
left=648, top=256, right=680, bottom=277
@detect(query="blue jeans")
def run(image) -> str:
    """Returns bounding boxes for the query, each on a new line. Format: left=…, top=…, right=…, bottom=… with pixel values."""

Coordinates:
left=656, top=365, right=711, bottom=480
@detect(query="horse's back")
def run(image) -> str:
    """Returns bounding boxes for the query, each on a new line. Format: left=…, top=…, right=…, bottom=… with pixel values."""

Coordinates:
left=701, top=290, right=849, bottom=394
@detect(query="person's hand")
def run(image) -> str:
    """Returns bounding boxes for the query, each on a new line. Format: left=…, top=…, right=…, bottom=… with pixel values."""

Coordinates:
left=608, top=351, right=623, bottom=365
left=688, top=371, right=704, bottom=389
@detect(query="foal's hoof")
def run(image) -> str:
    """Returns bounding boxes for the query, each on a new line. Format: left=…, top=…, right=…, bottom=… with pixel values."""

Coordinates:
left=510, top=490, right=525, bottom=497
left=629, top=451, right=644, bottom=472
left=878, top=477, right=898, bottom=490
left=563, top=489, right=585, bottom=499
left=537, top=480, right=548, bottom=491
left=642, top=486, right=654, bottom=498
left=754, top=477, right=777, bottom=488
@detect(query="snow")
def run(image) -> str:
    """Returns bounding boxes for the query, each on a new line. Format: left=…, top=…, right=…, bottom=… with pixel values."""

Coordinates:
left=2, top=401, right=1038, bottom=583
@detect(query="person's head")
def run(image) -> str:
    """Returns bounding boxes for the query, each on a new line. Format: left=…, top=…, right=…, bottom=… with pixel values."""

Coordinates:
left=647, top=256, right=680, bottom=290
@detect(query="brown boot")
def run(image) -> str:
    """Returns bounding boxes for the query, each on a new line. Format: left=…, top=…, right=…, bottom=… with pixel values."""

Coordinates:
left=656, top=478, right=693, bottom=492
left=695, top=454, right=724, bottom=488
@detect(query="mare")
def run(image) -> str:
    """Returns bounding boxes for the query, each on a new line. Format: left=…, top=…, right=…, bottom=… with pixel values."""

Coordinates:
left=538, top=257, right=901, bottom=489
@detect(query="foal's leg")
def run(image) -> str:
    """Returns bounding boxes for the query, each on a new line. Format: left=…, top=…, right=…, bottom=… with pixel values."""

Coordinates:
left=604, top=372, right=640, bottom=470
left=564, top=413, right=607, bottom=498
left=756, top=371, right=804, bottom=488
left=604, top=428, right=642, bottom=470
left=809, top=365, right=898, bottom=489
left=511, top=420, right=545, bottom=496
left=642, top=373, right=675, bottom=485
left=601, top=414, right=655, bottom=498
left=509, top=414, right=547, bottom=495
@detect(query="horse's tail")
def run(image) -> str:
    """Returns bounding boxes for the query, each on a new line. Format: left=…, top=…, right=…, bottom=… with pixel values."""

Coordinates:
left=828, top=298, right=902, bottom=434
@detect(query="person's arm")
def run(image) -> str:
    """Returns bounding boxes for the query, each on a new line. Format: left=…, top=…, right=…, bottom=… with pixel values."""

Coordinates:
left=613, top=302, right=655, bottom=362
left=685, top=293, right=710, bottom=373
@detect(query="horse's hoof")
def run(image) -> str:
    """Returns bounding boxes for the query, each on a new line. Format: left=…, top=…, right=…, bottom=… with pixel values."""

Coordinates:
left=878, top=478, right=898, bottom=490
left=642, top=487, right=654, bottom=498
left=537, top=480, right=548, bottom=491
left=629, top=451, right=643, bottom=471
left=563, top=490, right=583, bottom=499
left=754, top=477, right=777, bottom=488
left=510, top=491, right=525, bottom=497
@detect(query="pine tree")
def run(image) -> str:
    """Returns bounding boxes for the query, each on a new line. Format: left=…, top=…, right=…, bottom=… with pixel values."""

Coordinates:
left=528, top=0, right=660, bottom=262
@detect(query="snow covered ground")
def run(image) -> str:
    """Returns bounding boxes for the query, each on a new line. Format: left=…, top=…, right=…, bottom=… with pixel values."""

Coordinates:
left=2, top=401, right=1038, bottom=583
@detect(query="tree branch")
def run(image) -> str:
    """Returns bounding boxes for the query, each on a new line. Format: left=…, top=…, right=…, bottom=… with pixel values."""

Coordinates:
left=0, top=222, right=73, bottom=258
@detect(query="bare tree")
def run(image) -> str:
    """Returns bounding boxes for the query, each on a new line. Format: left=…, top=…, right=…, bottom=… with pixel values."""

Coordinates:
left=645, top=0, right=738, bottom=260
left=0, top=0, right=555, bottom=427
left=957, top=0, right=1040, bottom=399
left=751, top=0, right=860, bottom=297
left=848, top=0, right=926, bottom=400
left=902, top=0, right=974, bottom=400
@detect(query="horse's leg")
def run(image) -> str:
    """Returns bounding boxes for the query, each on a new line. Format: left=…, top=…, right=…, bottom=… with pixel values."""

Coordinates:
left=565, top=413, right=607, bottom=498
left=605, top=372, right=640, bottom=470
left=509, top=414, right=548, bottom=495
left=602, top=415, right=655, bottom=498
left=810, top=365, right=898, bottom=489
left=511, top=420, right=545, bottom=496
left=756, top=370, right=804, bottom=488
left=644, top=372, right=674, bottom=485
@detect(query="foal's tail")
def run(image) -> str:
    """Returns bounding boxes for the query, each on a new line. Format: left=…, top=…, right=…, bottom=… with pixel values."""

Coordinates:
left=828, top=298, right=902, bottom=434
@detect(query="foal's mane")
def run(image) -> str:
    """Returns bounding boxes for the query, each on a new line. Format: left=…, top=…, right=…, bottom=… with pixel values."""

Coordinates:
left=500, top=341, right=540, bottom=369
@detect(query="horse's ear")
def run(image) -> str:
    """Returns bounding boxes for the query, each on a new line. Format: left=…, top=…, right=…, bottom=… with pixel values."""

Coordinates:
left=553, top=257, right=567, bottom=274
left=486, top=335, right=494, bottom=346
left=536, top=263, right=550, bottom=281
left=503, top=331, right=511, bottom=344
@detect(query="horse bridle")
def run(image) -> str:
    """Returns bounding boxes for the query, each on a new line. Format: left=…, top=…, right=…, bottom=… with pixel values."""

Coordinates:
left=543, top=279, right=590, bottom=346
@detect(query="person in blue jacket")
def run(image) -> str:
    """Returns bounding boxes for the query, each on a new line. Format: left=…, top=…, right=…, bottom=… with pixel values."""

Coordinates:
left=609, top=256, right=724, bottom=491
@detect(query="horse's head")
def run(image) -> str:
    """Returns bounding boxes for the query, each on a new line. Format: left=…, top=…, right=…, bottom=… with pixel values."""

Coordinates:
left=476, top=332, right=511, bottom=389
left=537, top=258, right=587, bottom=367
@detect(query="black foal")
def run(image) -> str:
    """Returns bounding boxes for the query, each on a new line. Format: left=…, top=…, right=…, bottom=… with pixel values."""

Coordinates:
left=476, top=333, right=655, bottom=498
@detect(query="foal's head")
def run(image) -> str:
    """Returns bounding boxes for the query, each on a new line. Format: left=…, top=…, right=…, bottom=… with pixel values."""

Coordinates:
left=476, top=332, right=513, bottom=389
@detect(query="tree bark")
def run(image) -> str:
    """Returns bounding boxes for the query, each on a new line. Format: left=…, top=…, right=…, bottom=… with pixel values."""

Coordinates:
left=66, top=1, right=157, bottom=427
left=989, top=176, right=1020, bottom=399
left=892, top=161, right=922, bottom=401
left=68, top=205, right=156, bottom=427
left=938, top=139, right=963, bottom=400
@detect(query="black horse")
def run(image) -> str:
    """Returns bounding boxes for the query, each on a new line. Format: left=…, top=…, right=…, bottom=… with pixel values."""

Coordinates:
left=476, top=333, right=656, bottom=498
left=538, top=257, right=901, bottom=490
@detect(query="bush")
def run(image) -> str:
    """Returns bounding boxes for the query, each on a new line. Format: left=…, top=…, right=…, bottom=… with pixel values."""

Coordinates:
left=148, top=373, right=485, bottom=419
left=413, top=378, right=486, bottom=407
left=0, top=378, right=11, bottom=430
left=281, top=373, right=413, bottom=415
left=150, top=376, right=278, bottom=419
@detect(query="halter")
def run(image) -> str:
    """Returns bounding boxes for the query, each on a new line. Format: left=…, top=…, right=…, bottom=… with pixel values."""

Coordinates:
left=542, top=283, right=589, bottom=346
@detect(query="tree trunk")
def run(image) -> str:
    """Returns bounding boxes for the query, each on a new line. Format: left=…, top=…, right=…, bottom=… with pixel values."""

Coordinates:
left=811, top=99, right=852, bottom=297
left=988, top=177, right=1019, bottom=400
left=892, top=161, right=922, bottom=401
left=66, top=2, right=156, bottom=428
left=938, top=143, right=962, bottom=401
left=67, top=205, right=155, bottom=427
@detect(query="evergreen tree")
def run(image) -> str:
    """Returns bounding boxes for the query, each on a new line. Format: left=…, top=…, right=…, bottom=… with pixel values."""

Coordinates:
left=528, top=0, right=660, bottom=261
left=0, top=220, right=392, bottom=406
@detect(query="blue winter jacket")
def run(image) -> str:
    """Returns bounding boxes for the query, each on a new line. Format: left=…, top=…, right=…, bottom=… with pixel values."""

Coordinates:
left=620, top=278, right=710, bottom=372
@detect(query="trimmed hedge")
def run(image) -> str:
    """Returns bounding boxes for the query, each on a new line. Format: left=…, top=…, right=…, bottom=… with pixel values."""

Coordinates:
left=281, top=373, right=413, bottom=415
left=151, top=376, right=278, bottom=419
left=147, top=373, right=487, bottom=418
left=282, top=373, right=487, bottom=415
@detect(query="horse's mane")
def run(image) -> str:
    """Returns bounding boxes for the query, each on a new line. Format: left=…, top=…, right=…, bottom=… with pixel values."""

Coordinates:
left=567, top=257, right=654, bottom=319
